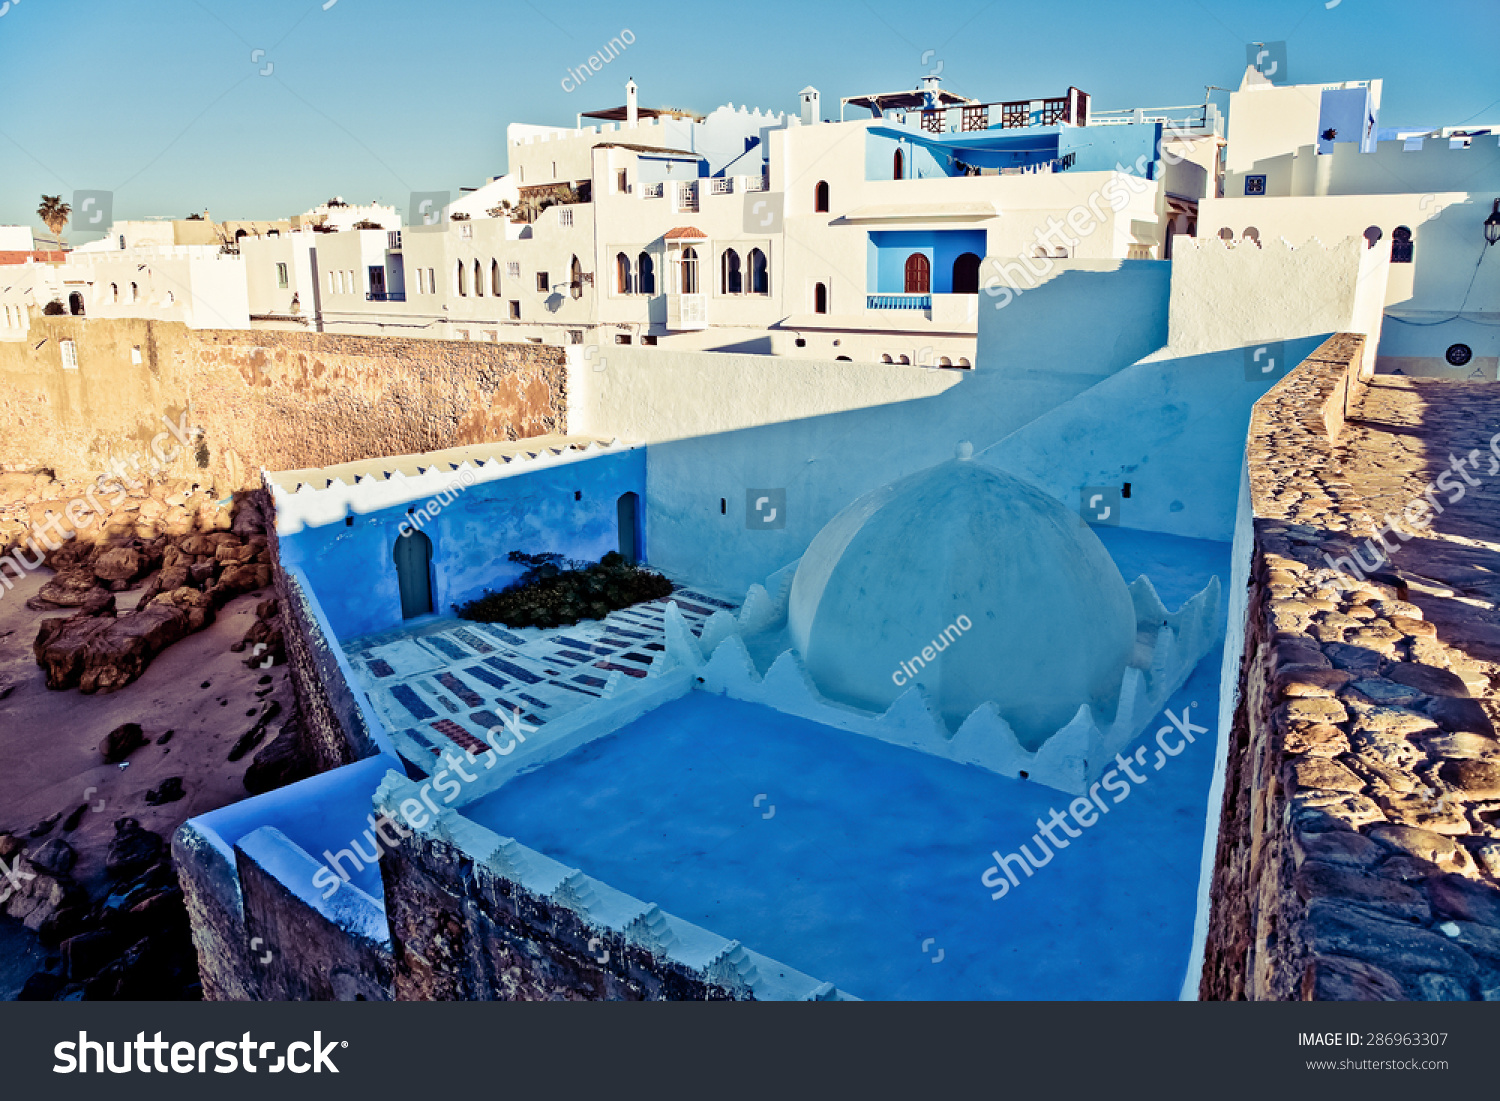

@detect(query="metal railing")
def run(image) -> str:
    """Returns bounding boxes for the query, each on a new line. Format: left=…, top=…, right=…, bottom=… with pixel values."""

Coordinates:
left=678, top=182, right=699, bottom=212
left=711, top=177, right=734, bottom=194
left=387, top=230, right=402, bottom=250
left=366, top=291, right=406, bottom=302
left=899, top=87, right=1090, bottom=134
left=642, top=182, right=664, bottom=198
left=1090, top=104, right=1216, bottom=133
left=867, top=293, right=930, bottom=310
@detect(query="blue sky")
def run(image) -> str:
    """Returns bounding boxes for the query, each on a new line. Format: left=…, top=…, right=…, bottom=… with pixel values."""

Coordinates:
left=1, top=0, right=1495, bottom=229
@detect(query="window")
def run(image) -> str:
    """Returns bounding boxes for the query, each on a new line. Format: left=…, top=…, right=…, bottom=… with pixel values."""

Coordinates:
left=938, top=356, right=953, bottom=367
left=814, top=282, right=828, bottom=314
left=129, top=282, right=138, bottom=303
left=414, top=268, right=426, bottom=294
left=328, top=271, right=337, bottom=294
left=952, top=252, right=981, bottom=294
left=957, top=357, right=971, bottom=368
left=1391, top=225, right=1413, bottom=264
left=616, top=252, right=633, bottom=294
left=814, top=181, right=829, bottom=213
left=474, top=259, right=484, bottom=297
left=680, top=247, right=699, bottom=294
left=537, top=272, right=550, bottom=292
left=1363, top=226, right=1383, bottom=250
left=61, top=339, right=79, bottom=369
left=615, top=334, right=632, bottom=344
left=721, top=248, right=742, bottom=294
left=460, top=223, right=474, bottom=239
left=456, top=260, right=468, bottom=296
left=570, top=255, right=583, bottom=299
left=637, top=252, right=655, bottom=295
left=131, top=346, right=142, bottom=364
left=559, top=208, right=574, bottom=227
left=904, top=253, right=930, bottom=294
left=509, top=300, right=521, bottom=319
left=118, top=235, right=125, bottom=250
left=110, top=283, right=119, bottom=303
left=1244, top=174, right=1267, bottom=196
left=748, top=248, right=768, bottom=295
left=427, top=268, right=435, bottom=293
left=618, top=169, right=629, bottom=193
left=894, top=148, right=904, bottom=179
left=640, top=334, right=657, bottom=346
left=507, top=261, right=520, bottom=279
left=568, top=330, right=584, bottom=344
left=491, top=259, right=501, bottom=295
left=276, top=263, right=289, bottom=289
left=1242, top=227, right=1261, bottom=247
left=68, top=291, right=85, bottom=316
left=881, top=353, right=893, bottom=364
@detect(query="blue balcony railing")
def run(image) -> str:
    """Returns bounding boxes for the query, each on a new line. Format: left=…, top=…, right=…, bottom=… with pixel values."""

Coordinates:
left=366, top=291, right=406, bottom=302
left=867, top=293, right=931, bottom=310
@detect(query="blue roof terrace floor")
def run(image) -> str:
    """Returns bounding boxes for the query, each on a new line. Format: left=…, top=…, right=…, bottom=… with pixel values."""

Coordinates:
left=464, top=529, right=1230, bottom=1000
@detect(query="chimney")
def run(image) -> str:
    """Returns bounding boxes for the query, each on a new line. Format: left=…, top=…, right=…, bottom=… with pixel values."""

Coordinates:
left=800, top=86, right=820, bottom=126
left=626, top=78, right=638, bottom=125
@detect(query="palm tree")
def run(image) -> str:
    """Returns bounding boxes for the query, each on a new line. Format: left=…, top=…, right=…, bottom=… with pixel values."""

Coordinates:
left=37, top=195, right=70, bottom=247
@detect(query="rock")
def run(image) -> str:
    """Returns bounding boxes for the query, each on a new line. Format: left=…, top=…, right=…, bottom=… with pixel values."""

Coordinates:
left=1385, top=662, right=1470, bottom=698
left=1324, top=643, right=1385, bottom=675
left=1427, top=874, right=1500, bottom=926
left=75, top=588, right=117, bottom=618
left=1281, top=697, right=1350, bottom=726
left=1302, top=954, right=1405, bottom=1001
left=105, top=819, right=165, bottom=882
left=1288, top=756, right=1365, bottom=793
left=61, top=930, right=118, bottom=982
left=150, top=586, right=215, bottom=631
left=1425, top=696, right=1494, bottom=736
left=16, top=971, right=66, bottom=1001
left=28, top=838, right=76, bottom=877
left=35, top=602, right=195, bottom=693
left=92, top=547, right=144, bottom=584
left=1368, top=825, right=1473, bottom=874
left=35, top=569, right=105, bottom=608
left=61, top=804, right=89, bottom=832
left=1412, top=972, right=1471, bottom=1000
left=100, top=722, right=148, bottom=763
left=243, top=723, right=315, bottom=795
left=1348, top=678, right=1425, bottom=706
left=1303, top=898, right=1477, bottom=978
left=143, top=777, right=185, bottom=806
left=1438, top=760, right=1500, bottom=798
left=209, top=562, right=270, bottom=606
left=1294, top=861, right=1430, bottom=921
left=28, top=812, right=61, bottom=838
left=1293, top=825, right=1386, bottom=868
left=228, top=701, right=282, bottom=762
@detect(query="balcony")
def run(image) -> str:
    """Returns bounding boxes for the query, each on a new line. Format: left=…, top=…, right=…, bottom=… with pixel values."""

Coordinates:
left=366, top=291, right=406, bottom=302
left=867, top=293, right=931, bottom=311
left=387, top=230, right=402, bottom=250
left=891, top=87, right=1090, bottom=133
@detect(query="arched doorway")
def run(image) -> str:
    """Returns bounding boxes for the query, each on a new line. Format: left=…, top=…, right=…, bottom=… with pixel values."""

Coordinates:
left=813, top=282, right=828, bottom=314
left=617, top=492, right=641, bottom=564
left=394, top=529, right=433, bottom=619
left=814, top=181, right=829, bottom=213
left=893, top=148, right=904, bottom=179
left=904, top=253, right=930, bottom=294
left=68, top=291, right=85, bottom=316
left=952, top=252, right=980, bottom=294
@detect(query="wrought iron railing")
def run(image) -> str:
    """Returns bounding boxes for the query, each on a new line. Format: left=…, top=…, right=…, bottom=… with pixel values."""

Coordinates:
left=387, top=230, right=402, bottom=250
left=904, top=87, right=1090, bottom=134
left=642, top=182, right=664, bottom=198
left=366, top=291, right=406, bottom=302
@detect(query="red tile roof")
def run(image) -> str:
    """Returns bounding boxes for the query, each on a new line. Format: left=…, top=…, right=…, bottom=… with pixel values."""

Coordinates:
left=663, top=226, right=707, bottom=240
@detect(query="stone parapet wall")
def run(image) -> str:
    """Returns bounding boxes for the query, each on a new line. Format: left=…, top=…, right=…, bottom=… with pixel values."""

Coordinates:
left=1202, top=333, right=1500, bottom=1000
left=0, top=318, right=567, bottom=490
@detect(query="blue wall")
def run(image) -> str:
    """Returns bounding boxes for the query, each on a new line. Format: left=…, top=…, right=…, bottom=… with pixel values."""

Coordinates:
left=279, top=449, right=648, bottom=641
left=1059, top=122, right=1161, bottom=177
left=867, top=230, right=987, bottom=293
left=865, top=131, right=952, bottom=180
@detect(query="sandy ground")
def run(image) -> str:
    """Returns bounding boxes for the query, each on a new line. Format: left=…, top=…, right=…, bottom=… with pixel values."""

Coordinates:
left=0, top=564, right=295, bottom=934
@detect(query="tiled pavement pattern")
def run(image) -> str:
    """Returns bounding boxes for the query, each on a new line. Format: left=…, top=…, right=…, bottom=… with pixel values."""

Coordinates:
left=1204, top=336, right=1500, bottom=1001
left=345, top=588, right=738, bottom=776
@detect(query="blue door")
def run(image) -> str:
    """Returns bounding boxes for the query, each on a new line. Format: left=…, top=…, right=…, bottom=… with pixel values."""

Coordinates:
left=394, top=530, right=433, bottom=618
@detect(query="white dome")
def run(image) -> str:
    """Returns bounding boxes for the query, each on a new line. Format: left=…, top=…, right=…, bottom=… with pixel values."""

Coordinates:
left=788, top=452, right=1136, bottom=748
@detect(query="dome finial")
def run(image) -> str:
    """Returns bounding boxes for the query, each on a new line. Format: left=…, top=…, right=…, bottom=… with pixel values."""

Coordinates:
left=956, top=440, right=973, bottom=461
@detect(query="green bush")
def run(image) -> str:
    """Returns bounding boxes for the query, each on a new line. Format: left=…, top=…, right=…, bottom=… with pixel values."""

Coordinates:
left=454, top=551, right=674, bottom=629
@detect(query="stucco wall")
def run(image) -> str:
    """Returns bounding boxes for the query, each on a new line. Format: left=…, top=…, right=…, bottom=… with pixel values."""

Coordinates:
left=0, top=318, right=567, bottom=487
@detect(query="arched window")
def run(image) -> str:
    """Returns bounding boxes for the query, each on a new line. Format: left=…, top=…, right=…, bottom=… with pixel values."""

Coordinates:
left=814, top=282, right=828, bottom=314
left=881, top=353, right=893, bottom=364
left=491, top=259, right=500, bottom=295
left=616, top=252, right=633, bottom=294
left=1363, top=225, right=1383, bottom=250
left=957, top=357, right=971, bottom=368
left=952, top=252, right=980, bottom=294
left=904, top=253, right=930, bottom=294
left=894, top=148, right=904, bottom=179
left=680, top=247, right=699, bottom=294
left=110, top=283, right=119, bottom=303
left=129, top=282, right=138, bottom=303
left=473, top=259, right=484, bottom=296
left=638, top=252, right=655, bottom=295
left=814, top=181, right=830, bottom=213
left=570, top=255, right=583, bottom=299
left=898, top=354, right=910, bottom=365
left=1391, top=225, right=1413, bottom=264
left=68, top=291, right=85, bottom=316
left=1242, top=227, right=1260, bottom=247
left=456, top=260, right=468, bottom=296
left=938, top=356, right=952, bottom=367
left=1217, top=227, right=1234, bottom=241
left=721, top=249, right=742, bottom=294
left=748, top=248, right=768, bottom=295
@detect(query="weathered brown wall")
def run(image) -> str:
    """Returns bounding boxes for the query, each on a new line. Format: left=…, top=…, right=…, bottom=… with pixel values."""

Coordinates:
left=381, top=832, right=741, bottom=1001
left=0, top=318, right=567, bottom=489
left=1201, top=334, right=1500, bottom=1000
